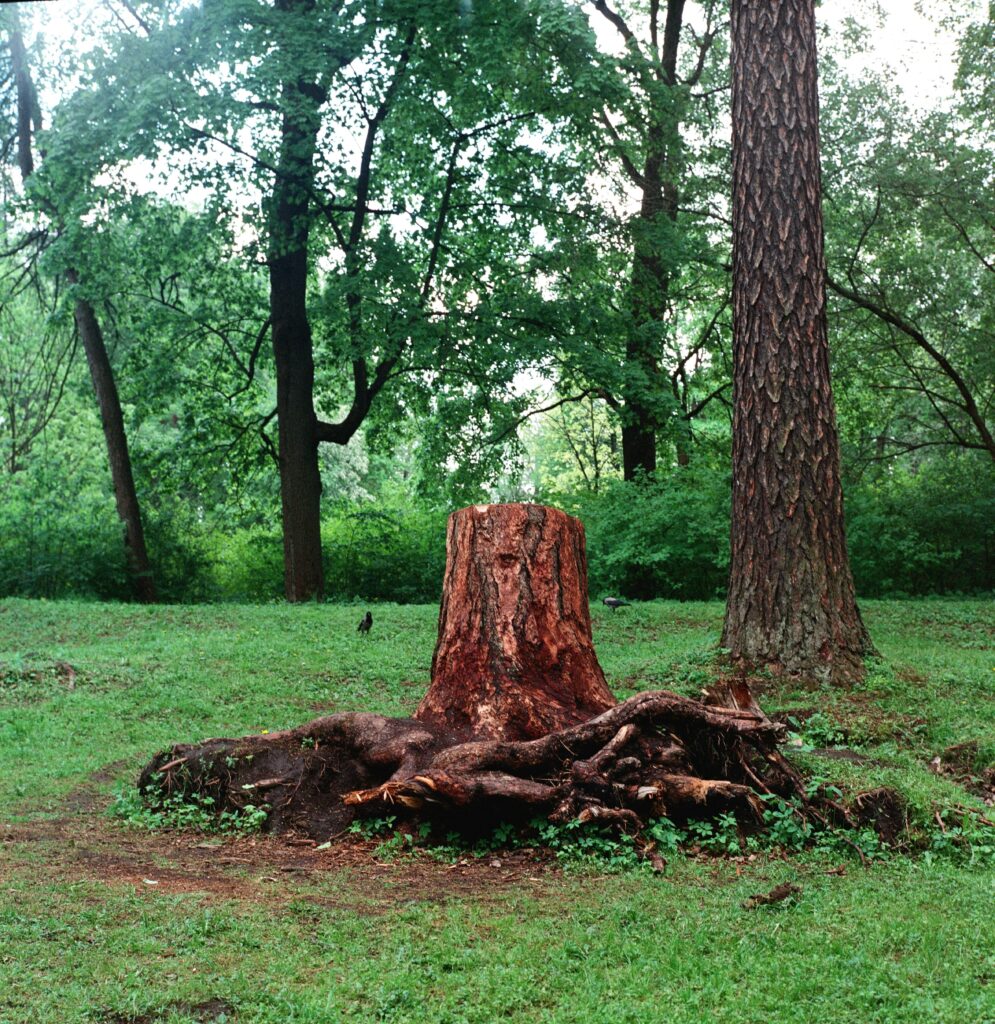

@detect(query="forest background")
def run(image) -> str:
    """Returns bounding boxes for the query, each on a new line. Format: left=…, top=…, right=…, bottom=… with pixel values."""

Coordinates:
left=0, top=0, right=991, bottom=606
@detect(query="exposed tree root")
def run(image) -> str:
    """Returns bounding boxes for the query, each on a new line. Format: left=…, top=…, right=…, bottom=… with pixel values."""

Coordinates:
left=135, top=506, right=897, bottom=847
left=138, top=688, right=812, bottom=840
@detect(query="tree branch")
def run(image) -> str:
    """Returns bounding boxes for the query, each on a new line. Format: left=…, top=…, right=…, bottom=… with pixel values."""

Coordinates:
left=828, top=274, right=995, bottom=460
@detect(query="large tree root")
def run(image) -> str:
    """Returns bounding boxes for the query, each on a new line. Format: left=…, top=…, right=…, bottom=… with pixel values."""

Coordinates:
left=138, top=689, right=806, bottom=839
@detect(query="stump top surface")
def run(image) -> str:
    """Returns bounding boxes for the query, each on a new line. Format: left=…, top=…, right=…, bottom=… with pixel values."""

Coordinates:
left=460, top=501, right=578, bottom=522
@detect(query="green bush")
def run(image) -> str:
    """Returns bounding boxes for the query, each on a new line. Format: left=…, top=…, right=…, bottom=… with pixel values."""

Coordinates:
left=845, top=458, right=995, bottom=596
left=213, top=527, right=285, bottom=602
left=0, top=445, right=128, bottom=600
left=212, top=501, right=448, bottom=603
left=321, top=502, right=447, bottom=603
left=0, top=440, right=989, bottom=603
left=560, top=468, right=732, bottom=600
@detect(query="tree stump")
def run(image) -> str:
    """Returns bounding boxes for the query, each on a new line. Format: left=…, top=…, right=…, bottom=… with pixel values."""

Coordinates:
left=137, top=503, right=809, bottom=841
left=416, top=503, right=616, bottom=742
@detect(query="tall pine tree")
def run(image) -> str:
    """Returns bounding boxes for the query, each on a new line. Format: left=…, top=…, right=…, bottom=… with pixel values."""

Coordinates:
left=721, top=0, right=871, bottom=683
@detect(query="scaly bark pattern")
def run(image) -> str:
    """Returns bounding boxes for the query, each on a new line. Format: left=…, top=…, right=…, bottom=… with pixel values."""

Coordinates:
left=721, top=0, right=871, bottom=683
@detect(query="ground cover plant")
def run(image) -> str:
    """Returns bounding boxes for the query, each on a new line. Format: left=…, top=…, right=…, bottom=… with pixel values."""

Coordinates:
left=2, top=596, right=994, bottom=1023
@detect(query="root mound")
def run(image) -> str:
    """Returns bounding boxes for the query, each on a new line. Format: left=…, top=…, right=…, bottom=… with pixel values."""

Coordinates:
left=135, top=505, right=830, bottom=842
left=139, top=689, right=803, bottom=839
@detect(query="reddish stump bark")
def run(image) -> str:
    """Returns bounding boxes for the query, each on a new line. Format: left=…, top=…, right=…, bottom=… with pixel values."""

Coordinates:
left=417, top=504, right=615, bottom=742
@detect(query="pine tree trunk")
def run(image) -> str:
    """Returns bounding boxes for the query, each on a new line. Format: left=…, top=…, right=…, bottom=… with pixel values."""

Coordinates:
left=417, top=504, right=616, bottom=741
left=70, top=274, right=157, bottom=604
left=722, top=0, right=872, bottom=684
left=269, top=53, right=325, bottom=603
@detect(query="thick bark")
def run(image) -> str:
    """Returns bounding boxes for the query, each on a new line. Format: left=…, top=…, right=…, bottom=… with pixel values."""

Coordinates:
left=722, top=0, right=872, bottom=683
left=69, top=272, right=156, bottom=604
left=416, top=504, right=616, bottom=742
left=268, top=40, right=326, bottom=602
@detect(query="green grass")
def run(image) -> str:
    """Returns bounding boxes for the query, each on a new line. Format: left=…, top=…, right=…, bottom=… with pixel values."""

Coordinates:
left=2, top=596, right=994, bottom=1024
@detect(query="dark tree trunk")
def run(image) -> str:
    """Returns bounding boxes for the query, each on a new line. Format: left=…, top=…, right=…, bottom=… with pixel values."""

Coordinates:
left=69, top=272, right=156, bottom=604
left=721, top=0, right=872, bottom=683
left=8, top=20, right=41, bottom=182
left=620, top=0, right=686, bottom=481
left=268, top=46, right=326, bottom=602
left=8, top=15, right=154, bottom=603
left=416, top=504, right=617, bottom=742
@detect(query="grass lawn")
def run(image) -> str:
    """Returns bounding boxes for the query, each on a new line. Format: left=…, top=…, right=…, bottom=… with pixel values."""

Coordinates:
left=1, top=596, right=994, bottom=1024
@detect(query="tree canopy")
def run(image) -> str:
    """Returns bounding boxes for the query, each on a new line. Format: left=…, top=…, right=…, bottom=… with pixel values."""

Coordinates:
left=0, top=0, right=990, bottom=605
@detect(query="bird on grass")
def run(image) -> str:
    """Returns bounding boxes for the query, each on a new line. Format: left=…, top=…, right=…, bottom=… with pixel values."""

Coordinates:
left=357, top=611, right=373, bottom=635
left=602, top=597, right=631, bottom=611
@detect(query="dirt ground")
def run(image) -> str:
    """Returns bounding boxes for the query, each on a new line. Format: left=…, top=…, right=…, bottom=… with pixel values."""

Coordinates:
left=1, top=766, right=566, bottom=910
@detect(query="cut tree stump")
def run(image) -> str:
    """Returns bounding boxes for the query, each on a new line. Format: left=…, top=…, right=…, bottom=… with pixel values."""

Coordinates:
left=416, top=503, right=616, bottom=741
left=137, top=503, right=809, bottom=840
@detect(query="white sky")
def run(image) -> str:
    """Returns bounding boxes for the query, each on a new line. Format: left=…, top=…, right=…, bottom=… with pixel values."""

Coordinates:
left=33, top=0, right=977, bottom=113
left=583, top=0, right=978, bottom=111
left=817, top=0, right=974, bottom=111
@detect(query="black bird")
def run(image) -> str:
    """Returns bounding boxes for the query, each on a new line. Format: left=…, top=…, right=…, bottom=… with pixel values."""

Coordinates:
left=357, top=611, right=373, bottom=635
left=602, top=597, right=631, bottom=611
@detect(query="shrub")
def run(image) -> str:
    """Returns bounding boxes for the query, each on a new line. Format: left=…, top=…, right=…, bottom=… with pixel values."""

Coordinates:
left=560, top=468, right=732, bottom=601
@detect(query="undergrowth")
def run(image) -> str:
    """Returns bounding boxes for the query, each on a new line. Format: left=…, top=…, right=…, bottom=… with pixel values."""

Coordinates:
left=110, top=785, right=270, bottom=834
left=344, top=796, right=995, bottom=872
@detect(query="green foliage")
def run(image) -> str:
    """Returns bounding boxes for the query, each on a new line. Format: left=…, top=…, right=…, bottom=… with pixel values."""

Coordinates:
left=214, top=499, right=447, bottom=603
left=111, top=785, right=269, bottom=834
left=567, top=468, right=732, bottom=601
left=923, top=810, right=995, bottom=869
left=786, top=712, right=851, bottom=750
left=845, top=455, right=995, bottom=596
left=0, top=403, right=128, bottom=600
left=320, top=502, right=446, bottom=604
left=2, top=448, right=991, bottom=602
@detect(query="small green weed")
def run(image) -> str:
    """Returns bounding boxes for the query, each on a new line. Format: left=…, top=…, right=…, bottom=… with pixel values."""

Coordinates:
left=922, top=809, right=995, bottom=868
left=110, top=786, right=269, bottom=833
left=787, top=711, right=850, bottom=749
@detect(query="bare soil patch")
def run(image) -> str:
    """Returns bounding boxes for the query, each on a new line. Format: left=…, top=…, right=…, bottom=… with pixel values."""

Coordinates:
left=929, top=740, right=995, bottom=806
left=98, top=997, right=235, bottom=1024
left=2, top=772, right=564, bottom=910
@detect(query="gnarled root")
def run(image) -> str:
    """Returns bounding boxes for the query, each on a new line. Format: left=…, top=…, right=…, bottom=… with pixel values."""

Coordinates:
left=138, top=688, right=803, bottom=839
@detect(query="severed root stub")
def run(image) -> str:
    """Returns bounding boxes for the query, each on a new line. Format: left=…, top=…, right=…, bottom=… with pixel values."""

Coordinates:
left=136, top=504, right=827, bottom=844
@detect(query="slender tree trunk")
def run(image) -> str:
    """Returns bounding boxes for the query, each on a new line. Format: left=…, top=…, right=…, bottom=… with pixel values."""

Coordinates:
left=721, top=0, right=872, bottom=684
left=621, top=0, right=686, bottom=480
left=268, top=48, right=326, bottom=602
left=8, top=13, right=155, bottom=602
left=622, top=121, right=669, bottom=483
left=69, top=271, right=156, bottom=604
